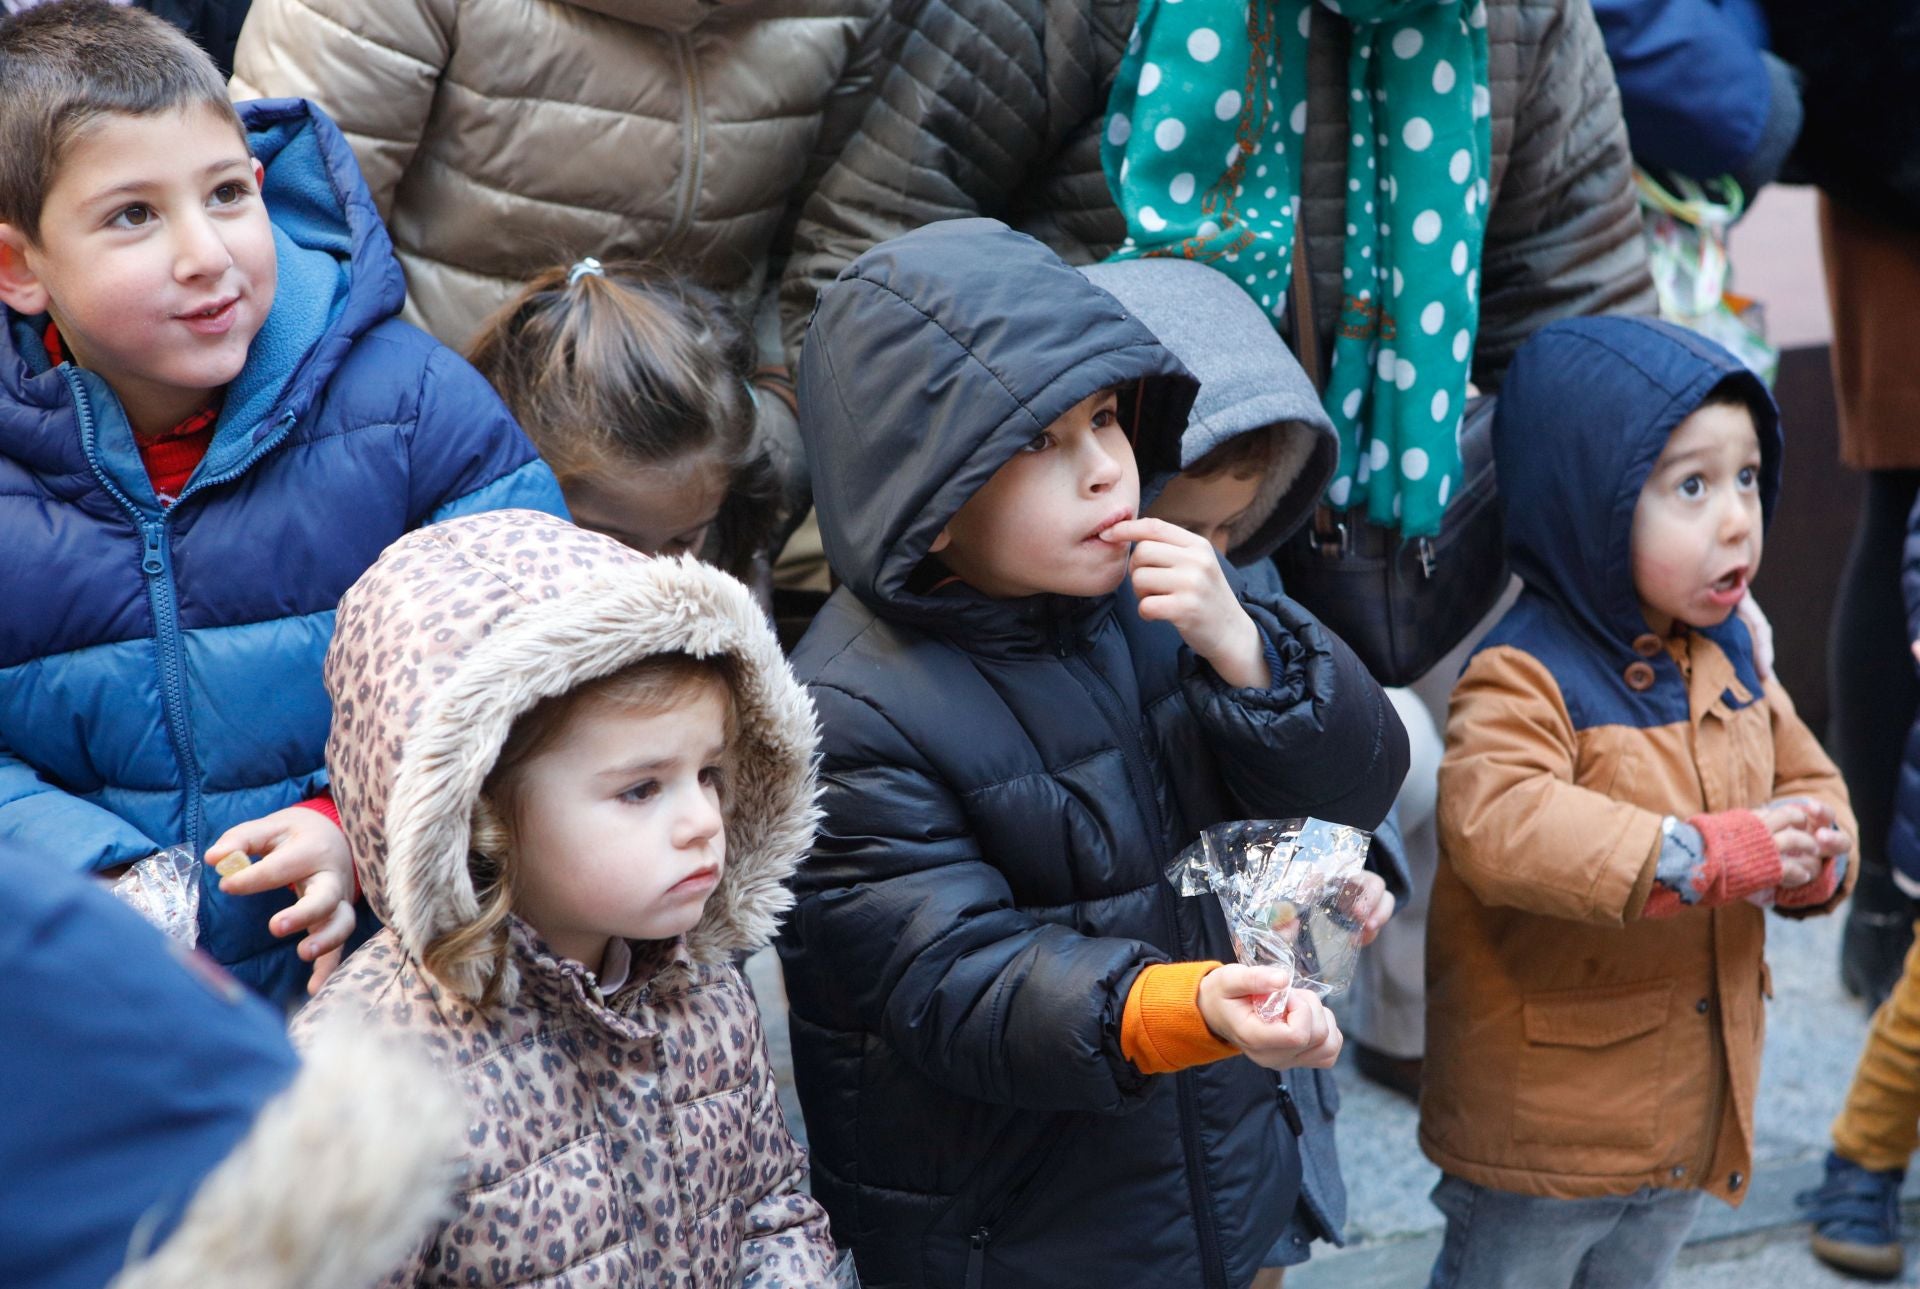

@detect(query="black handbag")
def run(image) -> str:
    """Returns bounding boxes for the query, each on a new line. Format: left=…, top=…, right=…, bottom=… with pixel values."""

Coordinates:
left=1272, top=237, right=1508, bottom=687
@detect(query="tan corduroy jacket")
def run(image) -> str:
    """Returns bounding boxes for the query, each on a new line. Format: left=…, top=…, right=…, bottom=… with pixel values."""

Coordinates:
left=1423, top=633, right=1855, bottom=1206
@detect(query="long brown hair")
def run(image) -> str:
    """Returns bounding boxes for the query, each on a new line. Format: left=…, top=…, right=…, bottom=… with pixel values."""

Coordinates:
left=467, top=262, right=779, bottom=579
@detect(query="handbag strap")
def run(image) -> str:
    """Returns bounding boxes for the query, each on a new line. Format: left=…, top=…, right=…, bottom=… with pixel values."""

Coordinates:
left=1287, top=230, right=1348, bottom=553
left=1288, top=231, right=1324, bottom=395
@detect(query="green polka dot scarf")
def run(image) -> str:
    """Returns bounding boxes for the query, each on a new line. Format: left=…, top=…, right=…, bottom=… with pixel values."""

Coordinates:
left=1102, top=0, right=1491, bottom=537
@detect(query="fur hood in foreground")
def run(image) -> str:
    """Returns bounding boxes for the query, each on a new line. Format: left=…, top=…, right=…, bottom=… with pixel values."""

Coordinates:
left=110, top=1023, right=462, bottom=1289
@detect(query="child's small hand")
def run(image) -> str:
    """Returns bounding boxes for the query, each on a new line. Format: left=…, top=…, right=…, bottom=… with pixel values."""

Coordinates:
left=1754, top=798, right=1847, bottom=888
left=1100, top=517, right=1270, bottom=689
left=1345, top=870, right=1396, bottom=946
left=1197, top=965, right=1344, bottom=1071
left=207, top=806, right=356, bottom=994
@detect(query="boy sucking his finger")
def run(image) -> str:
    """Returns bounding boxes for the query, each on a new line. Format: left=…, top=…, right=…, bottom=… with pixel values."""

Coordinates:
left=776, top=218, right=1408, bottom=1289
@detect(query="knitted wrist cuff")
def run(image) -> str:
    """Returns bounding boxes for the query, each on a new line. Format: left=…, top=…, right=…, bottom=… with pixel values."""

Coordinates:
left=1777, top=855, right=1843, bottom=909
left=1121, top=961, right=1240, bottom=1075
left=294, top=793, right=340, bottom=830
left=292, top=792, right=357, bottom=903
left=1690, top=809, right=1783, bottom=902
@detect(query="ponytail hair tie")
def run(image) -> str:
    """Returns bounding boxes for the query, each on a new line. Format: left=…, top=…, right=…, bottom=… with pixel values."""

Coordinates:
left=566, top=257, right=605, bottom=286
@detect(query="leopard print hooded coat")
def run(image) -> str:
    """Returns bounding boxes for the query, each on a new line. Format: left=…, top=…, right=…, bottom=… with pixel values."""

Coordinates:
left=290, top=509, right=835, bottom=1287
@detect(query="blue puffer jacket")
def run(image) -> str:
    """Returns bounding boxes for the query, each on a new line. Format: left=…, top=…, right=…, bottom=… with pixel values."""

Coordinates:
left=1592, top=0, right=1801, bottom=194
left=780, top=220, right=1408, bottom=1289
left=0, top=98, right=564, bottom=1003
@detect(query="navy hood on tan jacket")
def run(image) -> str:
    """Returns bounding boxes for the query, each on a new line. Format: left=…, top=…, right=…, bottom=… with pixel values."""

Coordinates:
left=1486, top=316, right=1779, bottom=727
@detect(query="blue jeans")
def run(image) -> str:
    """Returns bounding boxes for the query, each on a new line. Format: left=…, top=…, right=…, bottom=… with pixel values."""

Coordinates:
left=1427, top=1174, right=1707, bottom=1289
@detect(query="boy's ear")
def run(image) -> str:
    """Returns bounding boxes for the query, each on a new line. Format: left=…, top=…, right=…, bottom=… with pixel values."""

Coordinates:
left=929, top=527, right=952, bottom=555
left=0, top=224, right=51, bottom=316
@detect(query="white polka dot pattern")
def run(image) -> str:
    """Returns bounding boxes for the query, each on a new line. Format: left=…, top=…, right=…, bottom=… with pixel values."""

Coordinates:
left=1100, top=0, right=1490, bottom=536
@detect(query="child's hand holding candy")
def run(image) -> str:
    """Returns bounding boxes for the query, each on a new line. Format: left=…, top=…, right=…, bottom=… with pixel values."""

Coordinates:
left=1197, top=964, right=1344, bottom=1071
left=206, top=805, right=356, bottom=995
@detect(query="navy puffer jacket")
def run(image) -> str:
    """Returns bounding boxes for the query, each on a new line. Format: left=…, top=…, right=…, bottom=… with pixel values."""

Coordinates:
left=0, top=99, right=563, bottom=1003
left=779, top=220, right=1408, bottom=1289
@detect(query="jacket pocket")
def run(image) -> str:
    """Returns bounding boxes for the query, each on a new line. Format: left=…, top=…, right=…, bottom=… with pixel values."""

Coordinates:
left=927, top=1118, right=1075, bottom=1289
left=1512, top=980, right=1673, bottom=1150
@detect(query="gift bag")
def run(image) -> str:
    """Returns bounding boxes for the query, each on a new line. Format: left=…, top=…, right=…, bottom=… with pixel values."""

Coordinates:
left=1636, top=168, right=1778, bottom=385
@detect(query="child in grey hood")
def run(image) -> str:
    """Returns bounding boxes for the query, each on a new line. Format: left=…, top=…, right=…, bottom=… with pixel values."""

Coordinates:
left=1082, top=255, right=1409, bottom=1276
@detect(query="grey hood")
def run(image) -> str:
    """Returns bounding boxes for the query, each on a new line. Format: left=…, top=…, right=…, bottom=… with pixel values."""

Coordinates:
left=1080, top=258, right=1337, bottom=565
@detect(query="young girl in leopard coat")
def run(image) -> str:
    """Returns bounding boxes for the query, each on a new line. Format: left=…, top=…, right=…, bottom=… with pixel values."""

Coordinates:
left=291, top=508, right=837, bottom=1287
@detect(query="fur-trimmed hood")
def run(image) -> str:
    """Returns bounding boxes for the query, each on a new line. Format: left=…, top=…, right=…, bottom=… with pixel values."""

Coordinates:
left=323, top=508, right=819, bottom=1002
left=0, top=857, right=458, bottom=1289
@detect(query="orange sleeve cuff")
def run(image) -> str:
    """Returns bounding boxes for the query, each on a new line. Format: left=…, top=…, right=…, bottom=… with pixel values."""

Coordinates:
left=1121, top=960, right=1240, bottom=1075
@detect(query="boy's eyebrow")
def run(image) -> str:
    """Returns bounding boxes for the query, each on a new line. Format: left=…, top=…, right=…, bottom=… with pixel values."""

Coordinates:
left=1654, top=444, right=1716, bottom=471
left=78, top=157, right=254, bottom=209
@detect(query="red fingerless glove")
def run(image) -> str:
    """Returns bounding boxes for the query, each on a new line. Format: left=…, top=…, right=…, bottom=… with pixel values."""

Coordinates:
left=1776, top=856, right=1844, bottom=910
left=1644, top=809, right=1783, bottom=918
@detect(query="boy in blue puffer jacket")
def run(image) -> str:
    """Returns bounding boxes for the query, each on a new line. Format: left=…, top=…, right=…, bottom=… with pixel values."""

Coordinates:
left=779, top=218, right=1408, bottom=1289
left=0, top=1, right=564, bottom=1005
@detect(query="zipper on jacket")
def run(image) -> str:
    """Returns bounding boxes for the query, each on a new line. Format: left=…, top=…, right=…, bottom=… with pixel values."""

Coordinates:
left=65, top=370, right=301, bottom=857
left=1277, top=1080, right=1305, bottom=1136
left=61, top=368, right=211, bottom=855
left=962, top=1126, right=1073, bottom=1289
left=1057, top=632, right=1229, bottom=1289
left=665, top=34, right=706, bottom=249
left=172, top=408, right=299, bottom=507
left=138, top=520, right=204, bottom=852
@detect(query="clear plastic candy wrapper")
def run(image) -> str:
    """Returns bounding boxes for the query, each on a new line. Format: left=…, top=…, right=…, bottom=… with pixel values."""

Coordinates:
left=1167, top=818, right=1373, bottom=1020
left=108, top=844, right=202, bottom=946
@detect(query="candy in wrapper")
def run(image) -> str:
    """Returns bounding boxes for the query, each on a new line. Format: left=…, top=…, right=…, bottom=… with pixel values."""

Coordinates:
left=108, top=844, right=202, bottom=946
left=1167, top=818, right=1373, bottom=1021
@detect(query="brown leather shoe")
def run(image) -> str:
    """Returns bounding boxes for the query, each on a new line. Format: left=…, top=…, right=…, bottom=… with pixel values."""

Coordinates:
left=1352, top=1041, right=1423, bottom=1103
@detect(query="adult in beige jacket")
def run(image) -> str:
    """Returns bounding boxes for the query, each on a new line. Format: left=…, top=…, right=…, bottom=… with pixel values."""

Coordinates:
left=231, top=0, right=886, bottom=500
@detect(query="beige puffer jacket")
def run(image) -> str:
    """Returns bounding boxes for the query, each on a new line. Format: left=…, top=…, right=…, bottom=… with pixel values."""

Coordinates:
left=231, top=0, right=884, bottom=353
left=290, top=510, right=833, bottom=1287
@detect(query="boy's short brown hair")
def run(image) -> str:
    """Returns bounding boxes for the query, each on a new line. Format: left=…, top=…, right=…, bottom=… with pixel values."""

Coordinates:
left=0, top=0, right=242, bottom=242
left=1184, top=424, right=1282, bottom=481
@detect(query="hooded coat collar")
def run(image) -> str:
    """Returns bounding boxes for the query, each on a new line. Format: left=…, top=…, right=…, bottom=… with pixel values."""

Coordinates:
left=796, top=219, right=1199, bottom=648
left=1491, top=316, right=1780, bottom=686
left=323, top=510, right=819, bottom=1005
left=1078, top=257, right=1337, bottom=564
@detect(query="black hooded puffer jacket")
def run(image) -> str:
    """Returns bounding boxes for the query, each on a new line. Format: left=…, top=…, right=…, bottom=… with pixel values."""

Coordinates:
left=778, top=220, right=1409, bottom=1289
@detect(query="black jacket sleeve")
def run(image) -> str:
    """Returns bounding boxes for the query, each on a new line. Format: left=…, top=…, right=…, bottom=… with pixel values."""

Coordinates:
left=784, top=681, right=1158, bottom=1113
left=1180, top=578, right=1409, bottom=831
